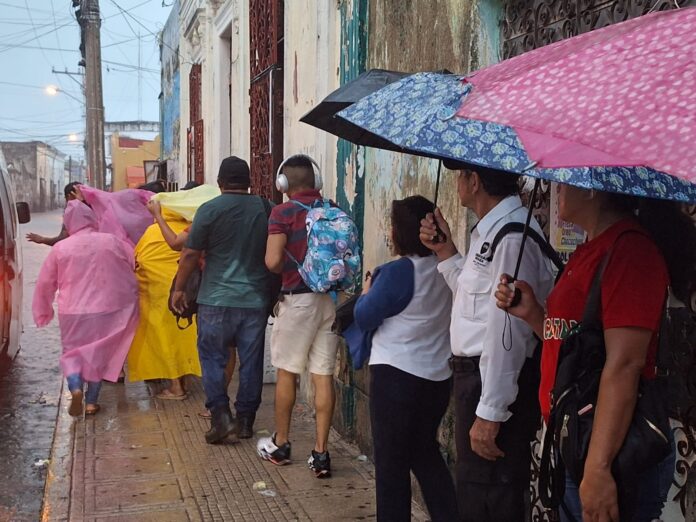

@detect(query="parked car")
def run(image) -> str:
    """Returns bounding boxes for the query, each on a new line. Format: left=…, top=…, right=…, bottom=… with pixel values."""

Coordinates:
left=0, top=149, right=30, bottom=365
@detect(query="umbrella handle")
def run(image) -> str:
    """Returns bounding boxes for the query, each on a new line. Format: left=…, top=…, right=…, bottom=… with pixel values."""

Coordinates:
left=506, top=279, right=523, bottom=308
left=508, top=178, right=542, bottom=308
left=432, top=160, right=446, bottom=243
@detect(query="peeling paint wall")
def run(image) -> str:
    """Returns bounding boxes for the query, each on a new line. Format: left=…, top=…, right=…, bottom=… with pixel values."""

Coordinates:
left=283, top=0, right=341, bottom=198
left=362, top=0, right=504, bottom=279
left=329, top=0, right=506, bottom=486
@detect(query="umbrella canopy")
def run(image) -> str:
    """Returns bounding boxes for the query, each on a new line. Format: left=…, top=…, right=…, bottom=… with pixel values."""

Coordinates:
left=300, top=69, right=409, bottom=151
left=338, top=8, right=696, bottom=204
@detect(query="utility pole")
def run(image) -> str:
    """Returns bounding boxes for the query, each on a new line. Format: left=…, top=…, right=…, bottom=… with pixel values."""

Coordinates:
left=76, top=0, right=106, bottom=190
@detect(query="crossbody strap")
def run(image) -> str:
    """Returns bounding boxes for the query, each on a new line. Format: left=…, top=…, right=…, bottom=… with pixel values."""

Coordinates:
left=580, top=229, right=648, bottom=327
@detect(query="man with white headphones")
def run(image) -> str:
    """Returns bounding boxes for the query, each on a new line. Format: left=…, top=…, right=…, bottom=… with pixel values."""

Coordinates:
left=257, top=154, right=338, bottom=479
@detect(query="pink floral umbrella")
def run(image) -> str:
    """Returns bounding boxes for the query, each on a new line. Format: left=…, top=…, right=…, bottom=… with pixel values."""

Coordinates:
left=458, top=7, right=696, bottom=186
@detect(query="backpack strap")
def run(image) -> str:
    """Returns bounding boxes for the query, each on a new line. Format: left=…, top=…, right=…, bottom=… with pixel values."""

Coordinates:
left=487, top=222, right=565, bottom=274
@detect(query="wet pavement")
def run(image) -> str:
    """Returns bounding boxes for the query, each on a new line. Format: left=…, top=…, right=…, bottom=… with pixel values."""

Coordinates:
left=0, top=211, right=65, bottom=522
left=43, top=375, right=428, bottom=521
left=2, top=211, right=427, bottom=521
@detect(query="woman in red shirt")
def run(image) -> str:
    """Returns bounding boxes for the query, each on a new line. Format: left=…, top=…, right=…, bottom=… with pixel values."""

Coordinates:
left=495, top=184, right=696, bottom=522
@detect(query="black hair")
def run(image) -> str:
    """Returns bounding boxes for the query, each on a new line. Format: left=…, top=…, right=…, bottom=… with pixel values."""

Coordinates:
left=282, top=155, right=315, bottom=190
left=473, top=166, right=520, bottom=197
left=283, top=154, right=313, bottom=171
left=182, top=181, right=201, bottom=190
left=391, top=195, right=435, bottom=258
left=64, top=181, right=82, bottom=199
left=609, top=194, right=696, bottom=305
left=139, top=180, right=166, bottom=193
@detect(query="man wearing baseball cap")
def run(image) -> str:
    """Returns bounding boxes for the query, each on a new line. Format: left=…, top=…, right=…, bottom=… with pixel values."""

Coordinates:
left=173, top=156, right=272, bottom=444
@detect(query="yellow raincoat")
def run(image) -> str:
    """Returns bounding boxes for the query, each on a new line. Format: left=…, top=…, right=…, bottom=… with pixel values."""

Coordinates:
left=127, top=210, right=201, bottom=381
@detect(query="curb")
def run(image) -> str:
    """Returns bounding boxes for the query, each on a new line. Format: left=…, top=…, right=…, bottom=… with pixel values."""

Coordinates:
left=40, top=381, right=74, bottom=522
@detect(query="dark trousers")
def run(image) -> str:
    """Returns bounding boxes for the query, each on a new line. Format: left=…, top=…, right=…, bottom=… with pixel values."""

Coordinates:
left=453, top=356, right=540, bottom=522
left=369, top=364, right=458, bottom=522
left=196, top=304, right=266, bottom=415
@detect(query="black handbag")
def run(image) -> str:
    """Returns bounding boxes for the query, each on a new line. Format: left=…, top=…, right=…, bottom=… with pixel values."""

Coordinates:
left=539, top=236, right=672, bottom=518
left=168, top=267, right=201, bottom=329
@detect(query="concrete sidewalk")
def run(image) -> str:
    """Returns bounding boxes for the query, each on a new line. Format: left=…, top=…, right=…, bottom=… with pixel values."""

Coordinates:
left=42, top=376, right=429, bottom=521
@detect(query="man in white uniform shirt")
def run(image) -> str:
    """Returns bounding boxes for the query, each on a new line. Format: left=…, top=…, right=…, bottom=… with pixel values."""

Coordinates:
left=421, top=166, right=554, bottom=521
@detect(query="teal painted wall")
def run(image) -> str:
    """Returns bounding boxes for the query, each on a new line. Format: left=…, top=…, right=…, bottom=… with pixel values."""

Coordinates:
left=333, top=0, right=369, bottom=441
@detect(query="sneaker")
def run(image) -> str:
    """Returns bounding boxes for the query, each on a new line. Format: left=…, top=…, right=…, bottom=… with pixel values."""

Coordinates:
left=257, top=433, right=291, bottom=465
left=308, top=450, right=331, bottom=478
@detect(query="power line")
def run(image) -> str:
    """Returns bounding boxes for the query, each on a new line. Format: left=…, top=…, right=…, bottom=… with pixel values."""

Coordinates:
left=0, top=19, right=75, bottom=55
left=0, top=45, right=78, bottom=52
left=0, top=1, right=57, bottom=15
left=102, top=59, right=158, bottom=73
left=49, top=0, right=69, bottom=69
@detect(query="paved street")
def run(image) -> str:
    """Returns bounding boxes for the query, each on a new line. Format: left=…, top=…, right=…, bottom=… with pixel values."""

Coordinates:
left=43, top=378, right=421, bottom=521
left=0, top=212, right=424, bottom=521
left=0, top=211, right=64, bottom=522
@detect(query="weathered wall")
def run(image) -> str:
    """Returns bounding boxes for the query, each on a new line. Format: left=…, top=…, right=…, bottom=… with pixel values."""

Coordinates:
left=328, top=0, right=505, bottom=462
left=283, top=0, right=341, bottom=198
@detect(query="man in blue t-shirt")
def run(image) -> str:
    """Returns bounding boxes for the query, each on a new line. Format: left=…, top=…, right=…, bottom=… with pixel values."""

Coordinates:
left=172, top=156, right=269, bottom=444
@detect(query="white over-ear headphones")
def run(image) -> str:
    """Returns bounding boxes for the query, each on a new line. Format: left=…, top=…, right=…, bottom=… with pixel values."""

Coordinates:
left=275, top=154, right=323, bottom=193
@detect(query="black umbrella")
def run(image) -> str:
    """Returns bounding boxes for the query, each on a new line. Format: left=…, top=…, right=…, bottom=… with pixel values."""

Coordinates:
left=300, top=69, right=410, bottom=151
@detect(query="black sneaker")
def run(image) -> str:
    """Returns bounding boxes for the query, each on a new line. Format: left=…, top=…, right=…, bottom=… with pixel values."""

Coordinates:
left=308, top=450, right=331, bottom=478
left=257, top=433, right=291, bottom=465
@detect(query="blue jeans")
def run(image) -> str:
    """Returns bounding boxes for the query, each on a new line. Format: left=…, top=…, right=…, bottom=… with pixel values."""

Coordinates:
left=196, top=304, right=266, bottom=415
left=560, top=436, right=676, bottom=522
left=66, top=374, right=102, bottom=405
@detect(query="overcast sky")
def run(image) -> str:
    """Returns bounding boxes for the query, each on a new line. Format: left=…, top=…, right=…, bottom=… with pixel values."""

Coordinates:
left=0, top=0, right=171, bottom=159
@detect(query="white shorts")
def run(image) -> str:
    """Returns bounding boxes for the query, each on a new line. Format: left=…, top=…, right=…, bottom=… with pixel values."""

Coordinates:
left=270, top=293, right=339, bottom=375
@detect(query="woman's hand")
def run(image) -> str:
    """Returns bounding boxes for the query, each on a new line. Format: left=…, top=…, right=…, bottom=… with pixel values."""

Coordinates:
left=494, top=274, right=540, bottom=319
left=147, top=199, right=162, bottom=219
left=419, top=208, right=457, bottom=260
left=70, top=185, right=85, bottom=202
left=494, top=274, right=546, bottom=337
left=580, top=466, right=620, bottom=522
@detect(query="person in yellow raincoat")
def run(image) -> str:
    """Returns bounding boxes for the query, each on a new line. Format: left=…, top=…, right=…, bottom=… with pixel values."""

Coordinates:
left=127, top=206, right=201, bottom=398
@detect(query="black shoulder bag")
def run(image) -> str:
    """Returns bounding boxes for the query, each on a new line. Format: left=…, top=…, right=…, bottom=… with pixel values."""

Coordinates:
left=538, top=235, right=672, bottom=520
left=168, top=266, right=201, bottom=329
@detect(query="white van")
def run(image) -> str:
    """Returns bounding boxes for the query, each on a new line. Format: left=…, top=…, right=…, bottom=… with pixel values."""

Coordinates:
left=0, top=147, right=30, bottom=363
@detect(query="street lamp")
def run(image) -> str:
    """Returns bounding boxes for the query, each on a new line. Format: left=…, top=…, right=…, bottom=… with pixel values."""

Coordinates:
left=44, top=84, right=83, bottom=104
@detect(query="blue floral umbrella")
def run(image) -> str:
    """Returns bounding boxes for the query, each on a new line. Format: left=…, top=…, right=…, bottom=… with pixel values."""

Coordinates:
left=337, top=72, right=696, bottom=204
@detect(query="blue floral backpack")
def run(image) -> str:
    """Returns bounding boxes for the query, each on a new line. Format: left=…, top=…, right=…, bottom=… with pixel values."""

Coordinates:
left=286, top=199, right=361, bottom=294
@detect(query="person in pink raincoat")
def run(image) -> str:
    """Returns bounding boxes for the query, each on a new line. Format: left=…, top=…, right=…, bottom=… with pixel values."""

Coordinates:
left=33, top=201, right=140, bottom=417
left=76, top=185, right=155, bottom=249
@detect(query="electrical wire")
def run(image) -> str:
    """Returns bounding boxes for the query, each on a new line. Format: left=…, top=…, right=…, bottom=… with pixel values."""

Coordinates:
left=0, top=19, right=75, bottom=55
left=49, top=0, right=70, bottom=70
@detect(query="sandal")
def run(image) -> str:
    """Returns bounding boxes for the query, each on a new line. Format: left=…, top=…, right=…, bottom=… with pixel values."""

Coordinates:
left=156, top=390, right=187, bottom=401
left=85, top=404, right=100, bottom=415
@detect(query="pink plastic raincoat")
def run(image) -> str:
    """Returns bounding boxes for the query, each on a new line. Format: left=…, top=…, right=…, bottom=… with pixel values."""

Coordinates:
left=32, top=201, right=140, bottom=383
left=80, top=185, right=154, bottom=248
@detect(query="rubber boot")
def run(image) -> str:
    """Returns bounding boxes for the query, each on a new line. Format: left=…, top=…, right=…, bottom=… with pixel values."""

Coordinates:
left=205, top=404, right=237, bottom=444
left=237, top=413, right=256, bottom=439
